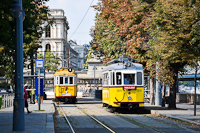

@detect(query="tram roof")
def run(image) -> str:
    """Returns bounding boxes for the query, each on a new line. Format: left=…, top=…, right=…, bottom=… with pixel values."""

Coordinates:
left=54, top=67, right=76, bottom=76
left=103, top=63, right=143, bottom=71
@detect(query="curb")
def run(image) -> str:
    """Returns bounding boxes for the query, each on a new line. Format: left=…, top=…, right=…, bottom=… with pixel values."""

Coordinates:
left=151, top=110, right=200, bottom=126
left=45, top=102, right=55, bottom=133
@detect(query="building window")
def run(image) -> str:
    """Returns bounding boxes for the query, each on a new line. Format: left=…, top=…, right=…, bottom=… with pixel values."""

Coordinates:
left=46, top=44, right=51, bottom=51
left=45, top=25, right=51, bottom=37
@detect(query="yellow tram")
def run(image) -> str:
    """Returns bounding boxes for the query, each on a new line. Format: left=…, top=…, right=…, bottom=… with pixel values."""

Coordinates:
left=54, top=67, right=77, bottom=103
left=102, top=58, right=144, bottom=111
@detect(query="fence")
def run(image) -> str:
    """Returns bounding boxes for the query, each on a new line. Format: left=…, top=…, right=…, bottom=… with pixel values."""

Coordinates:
left=0, top=93, right=14, bottom=109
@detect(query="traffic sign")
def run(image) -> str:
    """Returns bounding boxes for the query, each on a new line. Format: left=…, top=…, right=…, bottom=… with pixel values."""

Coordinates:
left=35, top=60, right=44, bottom=69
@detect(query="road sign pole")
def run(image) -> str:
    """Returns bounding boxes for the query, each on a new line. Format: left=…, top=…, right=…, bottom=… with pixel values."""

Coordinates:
left=35, top=60, right=44, bottom=111
left=38, top=69, right=40, bottom=110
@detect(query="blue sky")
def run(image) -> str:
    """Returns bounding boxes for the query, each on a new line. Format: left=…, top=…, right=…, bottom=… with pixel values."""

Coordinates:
left=46, top=0, right=99, bottom=45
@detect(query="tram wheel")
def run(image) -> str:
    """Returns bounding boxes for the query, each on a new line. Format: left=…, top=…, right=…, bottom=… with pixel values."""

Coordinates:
left=64, top=98, right=69, bottom=103
left=107, top=106, right=117, bottom=113
left=102, top=103, right=107, bottom=107
left=72, top=97, right=77, bottom=104
left=54, top=98, right=59, bottom=102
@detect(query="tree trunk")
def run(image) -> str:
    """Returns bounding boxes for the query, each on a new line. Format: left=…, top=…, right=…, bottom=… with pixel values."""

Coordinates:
left=162, top=82, right=166, bottom=107
left=150, top=78, right=155, bottom=105
left=168, top=67, right=178, bottom=109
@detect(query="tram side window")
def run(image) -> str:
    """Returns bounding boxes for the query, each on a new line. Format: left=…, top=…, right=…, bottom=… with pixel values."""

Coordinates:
left=69, top=77, right=73, bottom=84
left=56, top=77, right=59, bottom=85
left=103, top=73, right=109, bottom=85
left=60, top=77, right=63, bottom=84
left=65, top=77, right=68, bottom=84
left=137, top=72, right=142, bottom=85
left=124, top=74, right=135, bottom=85
left=113, top=72, right=115, bottom=85
left=116, top=72, right=121, bottom=85
left=110, top=72, right=113, bottom=85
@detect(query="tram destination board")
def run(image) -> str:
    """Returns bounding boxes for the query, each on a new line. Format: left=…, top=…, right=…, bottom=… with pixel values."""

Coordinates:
left=123, top=86, right=136, bottom=90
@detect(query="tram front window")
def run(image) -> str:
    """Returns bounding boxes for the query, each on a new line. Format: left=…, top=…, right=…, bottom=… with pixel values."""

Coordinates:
left=116, top=72, right=121, bottom=85
left=65, top=77, right=68, bottom=84
left=69, top=77, right=73, bottom=84
left=124, top=74, right=135, bottom=85
left=60, top=77, right=63, bottom=84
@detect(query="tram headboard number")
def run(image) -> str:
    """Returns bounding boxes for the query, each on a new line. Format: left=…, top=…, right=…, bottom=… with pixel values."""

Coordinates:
left=123, top=86, right=136, bottom=90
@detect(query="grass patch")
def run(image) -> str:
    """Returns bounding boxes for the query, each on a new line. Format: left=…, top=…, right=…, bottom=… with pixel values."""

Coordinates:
left=33, top=110, right=45, bottom=111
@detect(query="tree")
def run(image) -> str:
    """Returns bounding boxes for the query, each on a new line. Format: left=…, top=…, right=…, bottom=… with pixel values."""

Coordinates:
left=37, top=51, right=60, bottom=71
left=147, top=0, right=200, bottom=108
left=92, top=0, right=200, bottom=108
left=0, top=0, right=53, bottom=83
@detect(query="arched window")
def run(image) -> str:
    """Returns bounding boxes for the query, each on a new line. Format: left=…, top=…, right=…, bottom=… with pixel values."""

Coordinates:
left=46, top=44, right=51, bottom=51
left=45, top=25, right=50, bottom=37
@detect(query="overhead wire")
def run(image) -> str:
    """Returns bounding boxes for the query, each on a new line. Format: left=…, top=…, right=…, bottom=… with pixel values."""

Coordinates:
left=69, top=0, right=95, bottom=40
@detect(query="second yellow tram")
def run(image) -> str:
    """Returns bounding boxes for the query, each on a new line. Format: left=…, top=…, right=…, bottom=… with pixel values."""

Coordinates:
left=54, top=67, right=77, bottom=103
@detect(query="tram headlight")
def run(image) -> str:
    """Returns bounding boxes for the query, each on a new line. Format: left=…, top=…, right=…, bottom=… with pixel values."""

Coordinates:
left=128, top=96, right=132, bottom=100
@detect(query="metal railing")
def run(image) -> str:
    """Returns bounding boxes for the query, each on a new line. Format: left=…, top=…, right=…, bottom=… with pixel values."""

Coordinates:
left=0, top=93, right=14, bottom=109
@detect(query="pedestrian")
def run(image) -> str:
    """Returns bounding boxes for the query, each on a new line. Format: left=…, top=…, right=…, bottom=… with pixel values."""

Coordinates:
left=29, top=85, right=35, bottom=104
left=79, top=86, right=82, bottom=92
left=85, top=86, right=87, bottom=93
left=24, top=84, right=31, bottom=114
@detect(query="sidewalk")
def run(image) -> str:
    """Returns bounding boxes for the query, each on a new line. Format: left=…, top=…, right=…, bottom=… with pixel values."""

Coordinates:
left=0, top=100, right=55, bottom=133
left=145, top=103, right=200, bottom=126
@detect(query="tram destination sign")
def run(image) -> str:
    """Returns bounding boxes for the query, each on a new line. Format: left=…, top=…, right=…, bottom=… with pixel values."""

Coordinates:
left=123, top=86, right=136, bottom=90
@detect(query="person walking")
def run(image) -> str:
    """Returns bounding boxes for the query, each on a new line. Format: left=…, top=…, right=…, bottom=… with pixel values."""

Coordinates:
left=85, top=86, right=87, bottom=93
left=29, top=85, right=35, bottom=104
left=24, top=84, right=31, bottom=114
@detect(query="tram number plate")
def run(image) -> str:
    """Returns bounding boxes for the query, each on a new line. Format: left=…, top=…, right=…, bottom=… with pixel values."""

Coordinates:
left=62, top=93, right=71, bottom=96
left=123, top=86, right=136, bottom=90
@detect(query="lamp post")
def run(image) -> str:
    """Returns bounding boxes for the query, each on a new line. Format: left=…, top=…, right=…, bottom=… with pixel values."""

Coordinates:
left=93, top=66, right=97, bottom=90
left=10, top=0, right=25, bottom=131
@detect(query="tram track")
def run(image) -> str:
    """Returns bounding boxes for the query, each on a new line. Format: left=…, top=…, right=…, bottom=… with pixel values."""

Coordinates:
left=56, top=100, right=198, bottom=133
left=58, top=103, right=116, bottom=133
left=74, top=102, right=162, bottom=133
left=116, top=114, right=163, bottom=133
left=59, top=105, right=75, bottom=133
left=58, top=102, right=163, bottom=133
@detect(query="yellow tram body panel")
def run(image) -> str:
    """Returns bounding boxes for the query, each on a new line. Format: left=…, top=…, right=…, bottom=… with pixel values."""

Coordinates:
left=55, top=85, right=77, bottom=97
left=103, top=86, right=144, bottom=108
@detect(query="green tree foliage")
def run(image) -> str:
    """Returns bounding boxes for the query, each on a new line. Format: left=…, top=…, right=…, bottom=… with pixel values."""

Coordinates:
left=147, top=0, right=200, bottom=108
left=37, top=51, right=60, bottom=71
left=0, top=0, right=53, bottom=82
left=92, top=0, right=200, bottom=108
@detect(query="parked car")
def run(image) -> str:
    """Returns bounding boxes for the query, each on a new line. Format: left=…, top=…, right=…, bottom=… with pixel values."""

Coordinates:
left=0, top=84, right=13, bottom=93
left=7, top=85, right=13, bottom=93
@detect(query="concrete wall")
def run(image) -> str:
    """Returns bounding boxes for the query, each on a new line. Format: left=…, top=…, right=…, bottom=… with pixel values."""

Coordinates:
left=176, top=93, right=200, bottom=104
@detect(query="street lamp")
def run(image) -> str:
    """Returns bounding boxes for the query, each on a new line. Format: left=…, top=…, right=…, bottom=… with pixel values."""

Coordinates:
left=93, top=66, right=97, bottom=90
left=10, top=0, right=25, bottom=131
left=10, top=0, right=22, bottom=18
